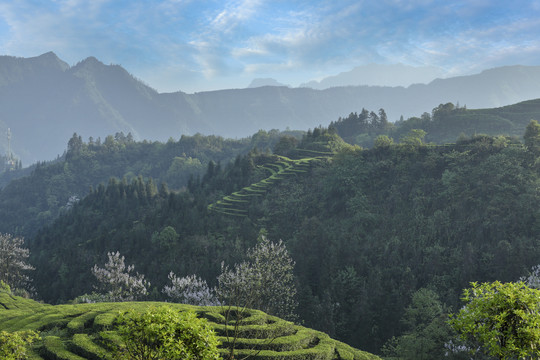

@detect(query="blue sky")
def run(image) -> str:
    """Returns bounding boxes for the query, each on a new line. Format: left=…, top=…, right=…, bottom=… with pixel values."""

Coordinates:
left=0, top=0, right=539, bottom=93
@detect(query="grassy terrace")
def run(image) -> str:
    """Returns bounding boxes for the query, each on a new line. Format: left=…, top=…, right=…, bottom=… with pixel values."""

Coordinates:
left=0, top=291, right=380, bottom=360
left=209, top=153, right=329, bottom=217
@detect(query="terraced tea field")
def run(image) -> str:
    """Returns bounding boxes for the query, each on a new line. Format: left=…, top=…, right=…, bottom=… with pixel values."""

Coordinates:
left=0, top=291, right=380, bottom=360
left=209, top=155, right=328, bottom=217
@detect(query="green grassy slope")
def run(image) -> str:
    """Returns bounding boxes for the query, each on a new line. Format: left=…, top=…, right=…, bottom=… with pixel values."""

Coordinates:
left=0, top=292, right=380, bottom=360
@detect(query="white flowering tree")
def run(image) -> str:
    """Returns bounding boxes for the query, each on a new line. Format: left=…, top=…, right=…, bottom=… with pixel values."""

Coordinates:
left=520, top=264, right=540, bottom=289
left=217, top=236, right=297, bottom=321
left=217, top=236, right=297, bottom=360
left=163, top=272, right=219, bottom=306
left=91, top=251, right=149, bottom=302
left=0, top=233, right=34, bottom=291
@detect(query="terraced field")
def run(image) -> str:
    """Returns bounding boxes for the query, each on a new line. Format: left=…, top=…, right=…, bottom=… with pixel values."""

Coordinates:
left=209, top=155, right=328, bottom=217
left=0, top=291, right=380, bottom=360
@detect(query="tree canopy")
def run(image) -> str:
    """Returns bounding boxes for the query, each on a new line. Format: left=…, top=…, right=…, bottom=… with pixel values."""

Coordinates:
left=449, top=281, right=540, bottom=360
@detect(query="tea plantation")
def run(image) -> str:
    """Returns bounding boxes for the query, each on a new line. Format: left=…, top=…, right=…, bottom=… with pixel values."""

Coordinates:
left=0, top=291, right=380, bottom=360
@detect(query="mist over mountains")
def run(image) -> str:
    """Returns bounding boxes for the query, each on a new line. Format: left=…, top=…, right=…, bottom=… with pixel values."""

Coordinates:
left=2, top=52, right=540, bottom=165
left=300, top=63, right=444, bottom=89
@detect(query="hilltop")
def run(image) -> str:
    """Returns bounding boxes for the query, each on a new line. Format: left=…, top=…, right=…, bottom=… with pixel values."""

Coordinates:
left=0, top=290, right=380, bottom=360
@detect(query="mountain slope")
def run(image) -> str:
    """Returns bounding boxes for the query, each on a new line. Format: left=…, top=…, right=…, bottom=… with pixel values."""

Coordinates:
left=26, top=134, right=540, bottom=353
left=2, top=53, right=540, bottom=164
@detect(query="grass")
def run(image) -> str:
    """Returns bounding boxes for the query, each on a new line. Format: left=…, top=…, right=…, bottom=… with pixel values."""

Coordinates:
left=0, top=291, right=380, bottom=360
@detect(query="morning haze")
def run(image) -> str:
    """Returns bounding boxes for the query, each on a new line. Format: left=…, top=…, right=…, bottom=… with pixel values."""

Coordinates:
left=2, top=52, right=540, bottom=165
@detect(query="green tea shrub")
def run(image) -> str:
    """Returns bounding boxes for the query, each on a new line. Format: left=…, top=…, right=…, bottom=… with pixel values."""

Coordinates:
left=0, top=330, right=40, bottom=360
left=114, top=306, right=221, bottom=360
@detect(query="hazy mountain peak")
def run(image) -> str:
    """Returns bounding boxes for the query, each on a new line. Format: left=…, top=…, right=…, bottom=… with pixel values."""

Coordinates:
left=74, top=56, right=105, bottom=69
left=22, top=52, right=69, bottom=72
left=0, top=52, right=69, bottom=87
left=248, top=78, right=288, bottom=88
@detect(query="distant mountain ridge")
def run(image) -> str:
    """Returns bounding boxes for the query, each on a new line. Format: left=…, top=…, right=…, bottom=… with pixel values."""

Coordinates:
left=300, top=63, right=444, bottom=89
left=2, top=52, right=540, bottom=164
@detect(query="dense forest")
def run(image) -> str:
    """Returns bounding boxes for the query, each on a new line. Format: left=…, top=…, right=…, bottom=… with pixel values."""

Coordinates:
left=1, top=100, right=540, bottom=356
left=24, top=127, right=540, bottom=354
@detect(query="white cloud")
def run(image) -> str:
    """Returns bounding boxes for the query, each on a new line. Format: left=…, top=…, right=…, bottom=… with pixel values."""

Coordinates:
left=210, top=0, right=262, bottom=33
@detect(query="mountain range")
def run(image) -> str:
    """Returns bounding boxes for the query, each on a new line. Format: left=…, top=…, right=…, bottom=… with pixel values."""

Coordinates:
left=300, top=63, right=444, bottom=89
left=2, top=52, right=540, bottom=164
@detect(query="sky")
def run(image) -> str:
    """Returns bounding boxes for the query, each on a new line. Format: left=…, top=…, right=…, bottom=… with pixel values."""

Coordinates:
left=0, top=0, right=540, bottom=93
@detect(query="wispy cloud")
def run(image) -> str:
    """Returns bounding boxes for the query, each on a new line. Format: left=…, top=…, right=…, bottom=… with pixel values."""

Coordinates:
left=0, top=0, right=539, bottom=92
left=210, top=0, right=262, bottom=33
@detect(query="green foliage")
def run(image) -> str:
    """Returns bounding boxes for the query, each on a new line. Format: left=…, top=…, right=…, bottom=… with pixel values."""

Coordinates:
left=114, top=307, right=220, bottom=360
left=43, top=335, right=86, bottom=360
left=0, top=330, right=40, bottom=360
left=292, top=126, right=349, bottom=157
left=1, top=280, right=11, bottom=293
left=71, top=333, right=112, bottom=360
left=399, top=129, right=426, bottom=146
left=0, top=293, right=381, bottom=360
left=165, top=155, right=204, bottom=189
left=334, top=100, right=540, bottom=148
left=272, top=135, right=299, bottom=157
left=382, top=289, right=451, bottom=360
left=26, top=132, right=540, bottom=354
left=0, top=132, right=252, bottom=238
left=524, top=119, right=540, bottom=154
left=373, top=135, right=394, bottom=148
left=329, top=109, right=391, bottom=147
left=449, top=281, right=540, bottom=360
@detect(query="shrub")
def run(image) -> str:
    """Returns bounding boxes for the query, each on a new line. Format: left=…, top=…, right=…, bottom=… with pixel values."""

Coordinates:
left=114, top=306, right=221, bottom=360
left=0, top=330, right=40, bottom=360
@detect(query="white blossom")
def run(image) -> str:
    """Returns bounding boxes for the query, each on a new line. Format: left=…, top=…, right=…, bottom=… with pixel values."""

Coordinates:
left=163, top=272, right=219, bottom=306
left=217, top=236, right=297, bottom=321
left=0, top=233, right=34, bottom=290
left=64, top=195, right=80, bottom=211
left=91, top=251, right=149, bottom=302
left=520, top=264, right=540, bottom=289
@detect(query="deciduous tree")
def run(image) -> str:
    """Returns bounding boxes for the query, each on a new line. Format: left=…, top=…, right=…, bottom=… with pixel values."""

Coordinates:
left=0, top=234, right=34, bottom=291
left=91, top=251, right=149, bottom=302
left=217, top=235, right=297, bottom=321
left=524, top=119, right=540, bottom=154
left=163, top=272, right=218, bottom=306
left=449, top=281, right=540, bottom=360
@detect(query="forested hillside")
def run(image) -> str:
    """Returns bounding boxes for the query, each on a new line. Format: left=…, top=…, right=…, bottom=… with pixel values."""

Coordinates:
left=24, top=127, right=540, bottom=355
left=0, top=130, right=299, bottom=237
left=331, top=98, right=540, bottom=147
